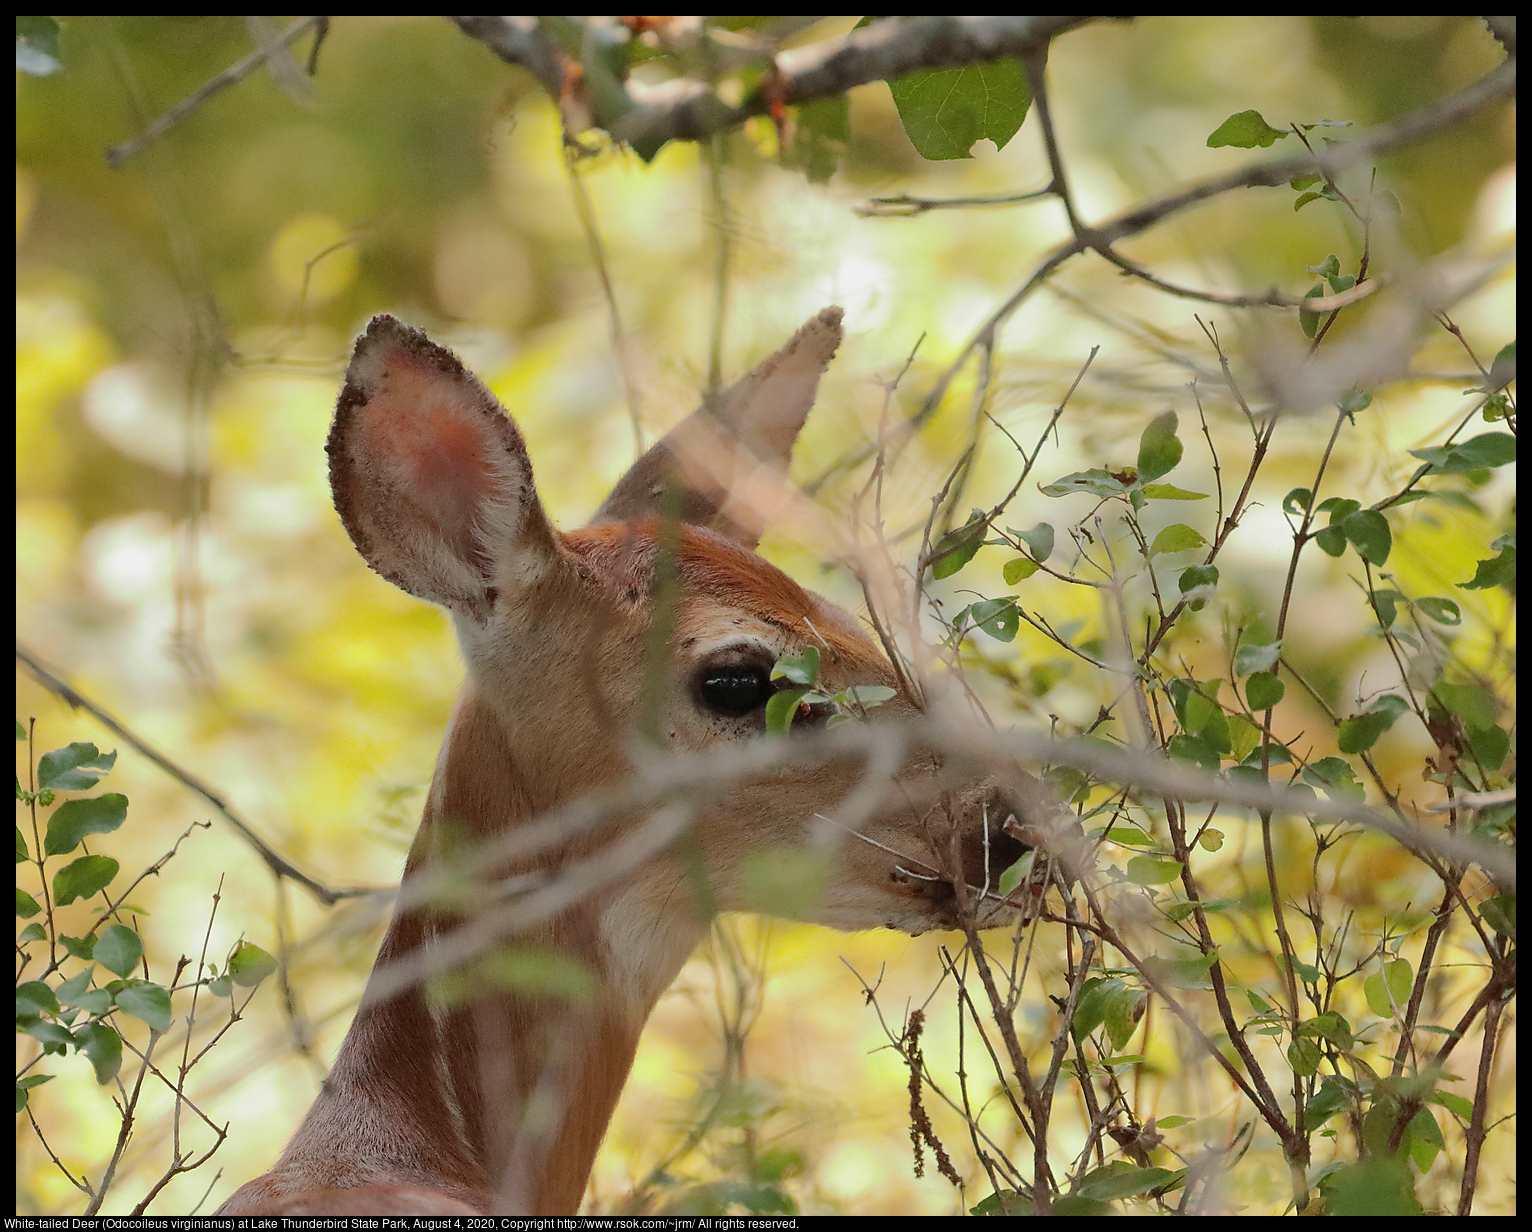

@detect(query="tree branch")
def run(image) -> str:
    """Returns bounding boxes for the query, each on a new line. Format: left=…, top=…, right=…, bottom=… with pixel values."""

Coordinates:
left=915, top=53, right=1517, bottom=421
left=455, top=15, right=1103, bottom=152
left=16, top=643, right=366, bottom=906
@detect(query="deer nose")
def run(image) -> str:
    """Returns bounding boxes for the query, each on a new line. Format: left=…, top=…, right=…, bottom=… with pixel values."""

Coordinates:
left=957, top=789, right=1033, bottom=890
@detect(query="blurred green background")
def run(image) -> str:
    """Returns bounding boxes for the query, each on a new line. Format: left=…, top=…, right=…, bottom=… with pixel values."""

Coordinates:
left=17, top=16, right=1513, bottom=1215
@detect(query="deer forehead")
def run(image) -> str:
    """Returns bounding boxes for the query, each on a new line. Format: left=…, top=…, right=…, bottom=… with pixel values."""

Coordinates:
left=562, top=521, right=894, bottom=685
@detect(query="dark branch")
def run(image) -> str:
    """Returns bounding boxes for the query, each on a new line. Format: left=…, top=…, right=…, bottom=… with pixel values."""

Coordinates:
left=915, top=53, right=1517, bottom=421
left=454, top=16, right=1104, bottom=152
left=17, top=642, right=369, bottom=906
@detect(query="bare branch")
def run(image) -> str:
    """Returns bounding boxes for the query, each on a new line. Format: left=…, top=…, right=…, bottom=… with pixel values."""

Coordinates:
left=16, top=642, right=368, bottom=907
left=455, top=15, right=1101, bottom=152
left=104, top=16, right=328, bottom=169
left=914, top=53, right=1516, bottom=423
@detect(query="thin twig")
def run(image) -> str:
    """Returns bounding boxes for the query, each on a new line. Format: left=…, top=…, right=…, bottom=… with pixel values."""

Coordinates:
left=104, top=16, right=328, bottom=168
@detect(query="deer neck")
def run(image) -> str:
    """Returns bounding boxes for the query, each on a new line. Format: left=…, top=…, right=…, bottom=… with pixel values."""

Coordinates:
left=280, top=688, right=708, bottom=1214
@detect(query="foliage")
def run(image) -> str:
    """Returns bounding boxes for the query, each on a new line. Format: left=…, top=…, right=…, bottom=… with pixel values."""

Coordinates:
left=845, top=90, right=1515, bottom=1218
left=765, top=647, right=895, bottom=736
left=16, top=722, right=275, bottom=1215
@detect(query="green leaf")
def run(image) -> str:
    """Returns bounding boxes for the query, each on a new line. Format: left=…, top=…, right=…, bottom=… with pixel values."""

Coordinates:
left=1227, top=764, right=1271, bottom=791
left=51, top=855, right=119, bottom=906
left=1369, top=589, right=1401, bottom=628
left=966, top=598, right=1019, bottom=642
left=59, top=933, right=94, bottom=961
left=765, top=688, right=810, bottom=736
left=111, top=979, right=173, bottom=1032
left=1167, top=733, right=1220, bottom=771
left=1040, top=469, right=1129, bottom=499
left=836, top=684, right=896, bottom=712
left=1140, top=483, right=1208, bottom=500
left=44, top=794, right=128, bottom=856
left=1337, top=696, right=1407, bottom=754
left=1241, top=742, right=1293, bottom=769
left=1169, top=678, right=1218, bottom=732
left=1317, top=496, right=1361, bottom=521
left=17, top=979, right=60, bottom=1019
left=1478, top=894, right=1515, bottom=939
left=55, top=967, right=108, bottom=1015
left=996, top=849, right=1035, bottom=898
left=16, top=1073, right=55, bottom=1113
left=1078, top=1162, right=1179, bottom=1202
left=37, top=743, right=117, bottom=792
left=1002, top=556, right=1038, bottom=584
left=1308, top=254, right=1342, bottom=280
left=1339, top=389, right=1371, bottom=416
left=784, top=94, right=849, bottom=184
left=1168, top=678, right=1213, bottom=732
left=1199, top=709, right=1231, bottom=755
left=1288, top=1034, right=1322, bottom=1077
left=1072, top=977, right=1144, bottom=1046
left=1207, top=109, right=1288, bottom=149
left=1483, top=340, right=1515, bottom=390
left=1141, top=951, right=1216, bottom=989
left=1283, top=487, right=1314, bottom=515
left=1415, top=596, right=1460, bottom=625
left=1224, top=714, right=1261, bottom=764
left=1341, top=509, right=1391, bottom=566
left=1305, top=1076, right=1353, bottom=1126
left=1313, top=524, right=1347, bottom=556
left=1404, top=1107, right=1445, bottom=1175
left=1234, top=641, right=1281, bottom=675
left=1177, top=564, right=1219, bottom=609
left=1016, top=521, right=1054, bottom=563
left=1467, top=723, right=1509, bottom=771
left=1308, top=1011, right=1353, bottom=1049
left=1301, top=756, right=1364, bottom=801
left=1408, top=432, right=1516, bottom=474
left=1148, top=523, right=1206, bottom=557
left=1364, top=958, right=1414, bottom=1017
left=17, top=887, right=41, bottom=918
left=887, top=56, right=1031, bottom=161
left=1126, top=855, right=1183, bottom=886
left=1431, top=682, right=1498, bottom=731
left=1245, top=671, right=1285, bottom=711
left=23, top=1022, right=73, bottom=1059
left=73, top=1021, right=123, bottom=1086
left=929, top=510, right=988, bottom=578
left=1300, top=285, right=1326, bottom=338
left=228, top=940, right=278, bottom=988
left=1322, top=1156, right=1424, bottom=1217
left=771, top=646, right=820, bottom=688
left=1459, top=536, right=1514, bottom=591
left=94, top=924, right=144, bottom=978
left=16, top=15, right=63, bottom=77
left=970, top=1191, right=1027, bottom=1217
left=1136, top=411, right=1183, bottom=484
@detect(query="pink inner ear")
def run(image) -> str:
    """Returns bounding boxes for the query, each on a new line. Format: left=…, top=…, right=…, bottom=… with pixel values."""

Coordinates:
left=361, top=353, right=499, bottom=544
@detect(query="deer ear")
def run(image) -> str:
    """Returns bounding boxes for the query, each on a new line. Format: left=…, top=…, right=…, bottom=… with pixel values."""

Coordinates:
left=328, top=315, right=561, bottom=621
left=592, top=306, right=843, bottom=549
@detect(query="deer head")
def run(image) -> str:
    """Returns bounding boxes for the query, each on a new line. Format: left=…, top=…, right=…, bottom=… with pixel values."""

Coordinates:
left=218, top=308, right=1054, bottom=1217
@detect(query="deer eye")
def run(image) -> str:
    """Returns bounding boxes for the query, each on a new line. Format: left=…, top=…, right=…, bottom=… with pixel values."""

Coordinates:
left=698, top=665, right=774, bottom=717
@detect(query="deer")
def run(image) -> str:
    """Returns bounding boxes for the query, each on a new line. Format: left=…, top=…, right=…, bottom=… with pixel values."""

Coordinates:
left=216, top=308, right=1054, bottom=1216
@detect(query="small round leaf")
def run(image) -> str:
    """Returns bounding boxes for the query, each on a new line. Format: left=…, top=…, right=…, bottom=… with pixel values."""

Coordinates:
left=1245, top=671, right=1285, bottom=711
left=228, top=941, right=278, bottom=988
left=94, top=924, right=144, bottom=979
